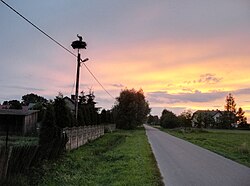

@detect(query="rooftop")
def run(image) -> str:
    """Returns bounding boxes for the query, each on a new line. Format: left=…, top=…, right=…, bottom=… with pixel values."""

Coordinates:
left=0, top=109, right=39, bottom=116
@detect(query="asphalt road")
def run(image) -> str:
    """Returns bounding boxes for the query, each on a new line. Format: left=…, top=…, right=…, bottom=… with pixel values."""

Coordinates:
left=144, top=125, right=250, bottom=186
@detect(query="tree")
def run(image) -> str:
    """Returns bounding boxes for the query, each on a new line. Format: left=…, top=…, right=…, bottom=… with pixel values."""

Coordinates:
left=54, top=93, right=74, bottom=128
left=2, top=101, right=8, bottom=105
left=222, top=94, right=248, bottom=128
left=147, top=115, right=159, bottom=125
left=86, top=89, right=96, bottom=105
left=225, top=93, right=236, bottom=113
left=100, top=109, right=107, bottom=124
left=8, top=100, right=22, bottom=109
left=203, top=112, right=215, bottom=128
left=78, top=91, right=87, bottom=105
left=178, top=110, right=192, bottom=128
left=20, top=93, right=48, bottom=122
left=113, top=88, right=150, bottom=129
left=39, top=103, right=56, bottom=145
left=22, top=93, right=47, bottom=105
left=219, top=111, right=236, bottom=129
left=160, top=109, right=180, bottom=129
left=236, top=107, right=247, bottom=126
left=193, top=112, right=203, bottom=128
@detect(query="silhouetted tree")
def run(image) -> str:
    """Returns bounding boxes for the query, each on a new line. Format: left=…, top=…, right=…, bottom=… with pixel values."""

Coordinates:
left=113, top=88, right=150, bottom=129
left=225, top=93, right=236, bottom=113
left=78, top=91, right=87, bottom=105
left=54, top=93, right=74, bottom=128
left=219, top=111, right=236, bottom=129
left=86, top=89, right=96, bottom=105
left=160, top=109, right=180, bottom=129
left=147, top=115, right=159, bottom=125
left=77, top=89, right=100, bottom=125
left=193, top=112, right=203, bottom=128
left=8, top=100, right=22, bottom=109
left=2, top=101, right=8, bottom=105
left=39, top=103, right=56, bottom=145
left=236, top=107, right=247, bottom=126
left=178, top=110, right=192, bottom=128
left=100, top=109, right=107, bottom=124
left=22, top=93, right=47, bottom=105
left=202, top=113, right=215, bottom=128
left=221, top=93, right=238, bottom=128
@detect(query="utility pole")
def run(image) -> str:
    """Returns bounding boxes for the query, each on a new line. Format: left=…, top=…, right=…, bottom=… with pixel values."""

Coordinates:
left=71, top=35, right=88, bottom=120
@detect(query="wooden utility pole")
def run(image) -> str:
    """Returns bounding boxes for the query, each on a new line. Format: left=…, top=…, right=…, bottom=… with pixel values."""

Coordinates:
left=71, top=35, right=88, bottom=120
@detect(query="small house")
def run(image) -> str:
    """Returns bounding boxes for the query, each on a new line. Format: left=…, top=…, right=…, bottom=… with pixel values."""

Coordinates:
left=63, top=96, right=75, bottom=113
left=191, top=110, right=222, bottom=128
left=0, top=109, right=39, bottom=136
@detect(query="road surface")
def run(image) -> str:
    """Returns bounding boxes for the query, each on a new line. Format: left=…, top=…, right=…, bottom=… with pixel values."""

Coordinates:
left=144, top=125, right=250, bottom=186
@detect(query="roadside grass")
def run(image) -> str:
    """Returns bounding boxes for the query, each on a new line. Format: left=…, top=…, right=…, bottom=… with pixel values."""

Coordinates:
left=23, top=128, right=163, bottom=186
left=161, top=128, right=250, bottom=167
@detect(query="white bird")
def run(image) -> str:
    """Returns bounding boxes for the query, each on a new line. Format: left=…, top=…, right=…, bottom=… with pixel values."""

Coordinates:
left=77, top=34, right=83, bottom=41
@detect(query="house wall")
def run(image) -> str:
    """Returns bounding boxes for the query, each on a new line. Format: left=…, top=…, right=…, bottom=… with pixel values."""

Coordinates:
left=23, top=112, right=38, bottom=135
left=64, top=98, right=75, bottom=112
left=0, top=112, right=38, bottom=136
left=0, top=115, right=23, bottom=135
left=213, top=113, right=222, bottom=123
left=191, top=114, right=199, bottom=127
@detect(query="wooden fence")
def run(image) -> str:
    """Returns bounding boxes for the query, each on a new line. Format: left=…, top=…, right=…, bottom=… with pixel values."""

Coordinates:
left=104, top=124, right=116, bottom=133
left=0, top=124, right=116, bottom=180
left=63, top=125, right=104, bottom=150
left=63, top=124, right=116, bottom=150
left=0, top=137, right=66, bottom=180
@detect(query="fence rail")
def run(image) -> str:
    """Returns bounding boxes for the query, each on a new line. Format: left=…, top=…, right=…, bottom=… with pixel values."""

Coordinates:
left=63, top=125, right=105, bottom=150
left=0, top=124, right=116, bottom=180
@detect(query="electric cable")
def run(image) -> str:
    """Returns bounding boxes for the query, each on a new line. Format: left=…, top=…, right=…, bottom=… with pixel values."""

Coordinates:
left=1, top=0, right=115, bottom=100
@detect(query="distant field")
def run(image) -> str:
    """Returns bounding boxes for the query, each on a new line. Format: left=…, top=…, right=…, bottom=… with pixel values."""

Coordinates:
left=0, top=136, right=38, bottom=146
left=35, top=128, right=163, bottom=186
left=161, top=128, right=250, bottom=167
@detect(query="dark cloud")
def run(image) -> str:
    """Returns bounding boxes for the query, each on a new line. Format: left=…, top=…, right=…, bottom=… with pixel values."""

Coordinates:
left=2, top=85, right=44, bottom=92
left=58, top=83, right=90, bottom=89
left=183, top=73, right=222, bottom=85
left=234, top=88, right=250, bottom=95
left=198, top=73, right=222, bottom=84
left=111, top=84, right=124, bottom=88
left=148, top=87, right=250, bottom=104
left=148, top=90, right=226, bottom=104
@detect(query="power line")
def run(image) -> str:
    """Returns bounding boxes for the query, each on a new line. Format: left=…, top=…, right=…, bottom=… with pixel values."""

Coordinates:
left=1, top=0, right=75, bottom=57
left=82, top=62, right=115, bottom=99
left=1, top=0, right=115, bottom=100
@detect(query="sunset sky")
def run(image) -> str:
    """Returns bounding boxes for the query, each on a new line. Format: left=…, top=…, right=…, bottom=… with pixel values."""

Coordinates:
left=1, top=0, right=250, bottom=121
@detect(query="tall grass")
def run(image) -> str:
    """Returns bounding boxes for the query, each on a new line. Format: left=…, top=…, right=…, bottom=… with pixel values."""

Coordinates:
left=162, top=128, right=250, bottom=167
left=38, top=129, right=163, bottom=186
left=0, top=136, right=38, bottom=146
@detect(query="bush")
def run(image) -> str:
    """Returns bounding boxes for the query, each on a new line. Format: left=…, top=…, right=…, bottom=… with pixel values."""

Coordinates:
left=160, top=109, right=180, bottom=128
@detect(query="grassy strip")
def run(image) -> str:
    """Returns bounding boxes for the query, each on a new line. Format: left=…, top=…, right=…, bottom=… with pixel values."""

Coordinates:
left=161, top=128, right=250, bottom=167
left=0, top=136, right=38, bottom=146
left=11, top=128, right=162, bottom=186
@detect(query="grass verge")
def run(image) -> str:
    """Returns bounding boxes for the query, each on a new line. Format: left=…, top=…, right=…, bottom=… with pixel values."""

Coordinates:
left=0, top=136, right=38, bottom=146
left=161, top=128, right=250, bottom=167
left=9, top=128, right=163, bottom=186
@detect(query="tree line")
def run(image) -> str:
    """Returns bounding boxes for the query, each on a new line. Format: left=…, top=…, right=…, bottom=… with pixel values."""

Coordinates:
left=1, top=88, right=151, bottom=131
left=147, top=93, right=249, bottom=129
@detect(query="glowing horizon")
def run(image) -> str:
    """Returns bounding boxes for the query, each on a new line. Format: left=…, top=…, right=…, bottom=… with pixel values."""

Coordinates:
left=0, top=0, right=249, bottom=122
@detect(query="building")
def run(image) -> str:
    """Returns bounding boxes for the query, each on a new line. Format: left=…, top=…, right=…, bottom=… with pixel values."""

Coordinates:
left=63, top=96, right=75, bottom=113
left=191, top=110, right=223, bottom=128
left=0, top=109, right=39, bottom=136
